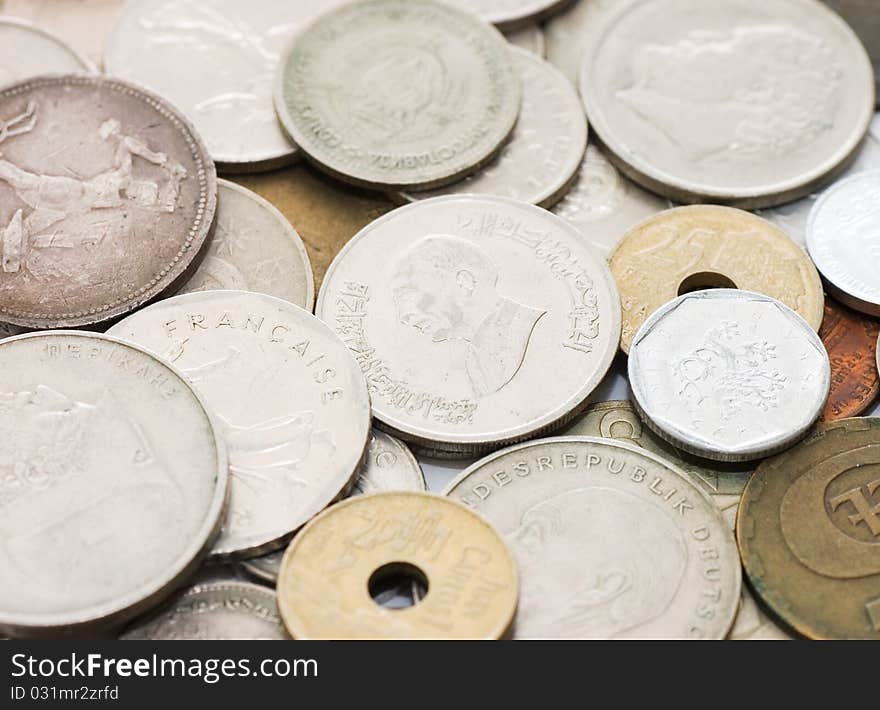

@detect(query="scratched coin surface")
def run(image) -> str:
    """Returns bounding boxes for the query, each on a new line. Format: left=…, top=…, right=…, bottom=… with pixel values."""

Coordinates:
left=242, top=428, right=426, bottom=584
left=178, top=179, right=314, bottom=310
left=107, top=290, right=371, bottom=559
left=610, top=206, right=825, bottom=353
left=629, top=289, right=831, bottom=462
left=445, top=437, right=741, bottom=639
left=277, top=492, right=518, bottom=639
left=504, top=25, right=545, bottom=56
left=399, top=48, right=586, bottom=209
left=823, top=0, right=880, bottom=105
left=316, top=195, right=621, bottom=456
left=274, top=0, right=521, bottom=191
left=121, top=580, right=287, bottom=640
left=0, top=332, right=227, bottom=637
left=0, top=74, right=217, bottom=330
left=581, top=0, right=874, bottom=208
left=0, top=17, right=94, bottom=88
left=442, top=0, right=570, bottom=29
left=737, top=418, right=880, bottom=639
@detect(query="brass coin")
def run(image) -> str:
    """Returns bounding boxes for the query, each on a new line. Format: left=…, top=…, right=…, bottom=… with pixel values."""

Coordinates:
left=276, top=491, right=518, bottom=639
left=737, top=418, right=880, bottom=639
left=609, top=205, right=824, bottom=353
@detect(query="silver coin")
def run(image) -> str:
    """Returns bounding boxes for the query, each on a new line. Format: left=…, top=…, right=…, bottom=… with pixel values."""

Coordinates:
left=274, top=0, right=521, bottom=191
left=178, top=180, right=314, bottom=310
left=0, top=17, right=95, bottom=88
left=398, top=48, right=586, bottom=209
left=581, top=0, right=875, bottom=208
left=823, top=1, right=880, bottom=106
left=544, top=0, right=618, bottom=85
left=444, top=437, right=741, bottom=639
left=0, top=332, right=228, bottom=637
left=442, top=0, right=570, bottom=29
left=504, top=24, right=545, bottom=57
left=107, top=290, right=371, bottom=559
left=629, top=289, right=830, bottom=462
left=316, top=195, right=621, bottom=456
left=121, top=580, right=287, bottom=640
left=242, top=428, right=426, bottom=584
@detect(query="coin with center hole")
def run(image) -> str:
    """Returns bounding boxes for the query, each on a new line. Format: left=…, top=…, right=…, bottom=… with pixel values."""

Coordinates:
left=0, top=17, right=95, bottom=88
left=276, top=492, right=518, bottom=639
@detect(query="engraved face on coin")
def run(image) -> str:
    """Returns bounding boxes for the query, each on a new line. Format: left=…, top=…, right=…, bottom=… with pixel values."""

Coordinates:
left=610, top=206, right=824, bottom=353
left=277, top=492, right=518, bottom=639
left=442, top=0, right=570, bottom=30
left=316, top=195, right=621, bottom=456
left=274, top=0, right=521, bottom=191
left=399, top=48, right=586, bottom=209
left=629, top=289, right=831, bottom=462
left=0, top=332, right=227, bottom=637
left=0, top=75, right=216, bottom=329
left=445, top=437, right=741, bottom=639
left=107, top=290, right=371, bottom=559
left=178, top=180, right=314, bottom=310
left=0, top=17, right=94, bottom=88
left=503, top=25, right=545, bottom=56
left=738, top=418, right=880, bottom=639
left=581, top=0, right=875, bottom=207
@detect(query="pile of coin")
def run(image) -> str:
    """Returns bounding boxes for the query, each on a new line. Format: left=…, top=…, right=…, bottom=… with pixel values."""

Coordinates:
left=0, top=0, right=878, bottom=641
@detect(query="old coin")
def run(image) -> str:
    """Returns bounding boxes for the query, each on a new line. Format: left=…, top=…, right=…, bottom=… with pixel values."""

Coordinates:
left=398, top=48, right=586, bottom=209
left=581, top=0, right=875, bottom=208
left=819, top=298, right=880, bottom=421
left=178, top=179, right=314, bottom=310
left=544, top=0, right=617, bottom=85
left=316, top=195, right=621, bottom=457
left=504, top=25, right=545, bottom=56
left=242, top=428, right=426, bottom=584
left=0, top=74, right=217, bottom=330
left=0, top=17, right=95, bottom=88
left=121, top=580, right=287, bottom=640
left=823, top=1, right=880, bottom=106
left=445, top=437, right=741, bottom=639
left=610, top=205, right=825, bottom=353
left=107, top=290, right=371, bottom=559
left=274, top=0, right=521, bottom=191
left=442, top=0, right=569, bottom=30
left=629, top=289, right=831, bottom=462
left=277, top=491, right=518, bottom=639
left=737, top=417, right=880, bottom=639
left=0, top=331, right=228, bottom=638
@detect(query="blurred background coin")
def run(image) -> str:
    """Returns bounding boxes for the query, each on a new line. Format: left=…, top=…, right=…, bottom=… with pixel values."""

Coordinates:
left=0, top=17, right=95, bottom=87
left=544, top=0, right=617, bottom=84
left=504, top=24, right=545, bottom=56
left=442, top=0, right=570, bottom=30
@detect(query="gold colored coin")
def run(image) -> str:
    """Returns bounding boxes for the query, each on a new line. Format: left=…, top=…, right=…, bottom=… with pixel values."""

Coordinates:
left=276, top=492, right=519, bottom=640
left=609, top=205, right=824, bottom=353
left=737, top=418, right=880, bottom=640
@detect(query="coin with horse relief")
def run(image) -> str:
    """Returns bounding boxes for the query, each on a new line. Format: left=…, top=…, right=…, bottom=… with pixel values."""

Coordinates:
left=0, top=17, right=94, bottom=88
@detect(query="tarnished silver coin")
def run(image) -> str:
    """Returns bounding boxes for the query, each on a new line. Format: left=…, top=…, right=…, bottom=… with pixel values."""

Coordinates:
left=504, top=24, right=545, bottom=57
left=316, top=195, right=621, bottom=457
left=0, top=74, right=217, bottom=330
left=544, top=0, right=617, bottom=84
left=107, top=290, right=371, bottom=559
left=178, top=179, right=314, bottom=310
left=0, top=332, right=227, bottom=637
left=0, top=17, right=94, bottom=88
left=581, top=0, right=875, bottom=208
left=442, top=0, right=570, bottom=30
left=399, top=48, right=586, bottom=209
left=242, top=428, right=426, bottom=584
left=445, top=437, right=741, bottom=639
left=121, top=580, right=287, bottom=640
left=807, top=169, right=880, bottom=316
left=629, top=289, right=831, bottom=462
left=274, top=0, right=521, bottom=191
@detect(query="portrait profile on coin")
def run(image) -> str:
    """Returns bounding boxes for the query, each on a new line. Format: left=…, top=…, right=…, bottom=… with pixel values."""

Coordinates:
left=391, top=234, right=546, bottom=397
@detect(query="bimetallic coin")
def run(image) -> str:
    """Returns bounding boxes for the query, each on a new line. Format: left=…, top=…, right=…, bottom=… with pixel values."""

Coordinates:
left=316, top=195, right=621, bottom=457
left=121, top=581, right=287, bottom=640
left=610, top=206, right=825, bottom=353
left=274, top=0, right=521, bottom=191
left=107, top=290, right=371, bottom=559
left=445, top=437, right=741, bottom=639
left=544, top=0, right=617, bottom=85
left=178, top=180, right=314, bottom=310
left=0, top=332, right=227, bottom=637
left=738, top=418, right=880, bottom=639
left=503, top=25, right=545, bottom=57
left=823, top=1, right=880, bottom=106
left=442, top=0, right=569, bottom=29
left=581, top=0, right=874, bottom=208
left=0, top=75, right=217, bottom=330
left=277, top=492, right=518, bottom=639
left=0, top=17, right=94, bottom=88
left=630, top=289, right=831, bottom=462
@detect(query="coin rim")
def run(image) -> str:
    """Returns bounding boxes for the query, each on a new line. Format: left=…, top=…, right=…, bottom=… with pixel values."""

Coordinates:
left=0, top=15, right=98, bottom=78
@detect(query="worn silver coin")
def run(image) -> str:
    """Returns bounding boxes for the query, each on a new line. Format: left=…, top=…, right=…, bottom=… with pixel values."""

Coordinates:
left=581, top=0, right=875, bottom=208
left=178, top=179, right=314, bottom=310
left=544, top=0, right=617, bottom=85
left=316, top=195, right=621, bottom=457
left=0, top=17, right=95, bottom=88
left=0, top=332, right=228, bottom=637
left=629, top=289, right=831, bottom=462
left=504, top=24, right=545, bottom=57
left=398, top=48, right=586, bottom=209
left=445, top=437, right=741, bottom=639
left=442, top=0, right=570, bottom=30
left=108, top=290, right=371, bottom=559
left=274, top=0, right=521, bottom=191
